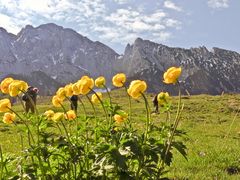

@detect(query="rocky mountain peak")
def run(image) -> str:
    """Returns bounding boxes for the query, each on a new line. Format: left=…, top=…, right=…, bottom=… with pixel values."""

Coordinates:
left=0, top=24, right=239, bottom=95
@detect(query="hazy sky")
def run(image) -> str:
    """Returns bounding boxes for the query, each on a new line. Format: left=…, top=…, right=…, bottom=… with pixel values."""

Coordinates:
left=0, top=0, right=239, bottom=53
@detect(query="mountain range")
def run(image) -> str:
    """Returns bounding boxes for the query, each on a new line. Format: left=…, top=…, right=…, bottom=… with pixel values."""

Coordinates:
left=0, top=23, right=239, bottom=95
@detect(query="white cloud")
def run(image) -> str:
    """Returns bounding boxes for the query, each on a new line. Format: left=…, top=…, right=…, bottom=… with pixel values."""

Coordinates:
left=0, top=0, right=183, bottom=51
left=0, top=13, right=20, bottom=34
left=163, top=1, right=182, bottom=12
left=113, top=0, right=128, bottom=4
left=207, top=0, right=229, bottom=9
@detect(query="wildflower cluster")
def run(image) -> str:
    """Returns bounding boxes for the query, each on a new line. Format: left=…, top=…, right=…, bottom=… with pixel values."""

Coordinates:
left=0, top=66, right=185, bottom=179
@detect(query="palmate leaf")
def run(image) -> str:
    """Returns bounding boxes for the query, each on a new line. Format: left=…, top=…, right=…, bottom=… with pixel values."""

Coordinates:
left=161, top=147, right=173, bottom=166
left=172, top=141, right=188, bottom=161
left=110, top=148, right=128, bottom=171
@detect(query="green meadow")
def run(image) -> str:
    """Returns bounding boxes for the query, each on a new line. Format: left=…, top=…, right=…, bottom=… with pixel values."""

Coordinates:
left=0, top=89, right=240, bottom=179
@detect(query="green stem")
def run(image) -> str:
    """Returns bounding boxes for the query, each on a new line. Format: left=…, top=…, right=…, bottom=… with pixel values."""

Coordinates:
left=17, top=95, right=26, bottom=113
left=124, top=86, right=132, bottom=121
left=124, top=86, right=133, bottom=130
left=162, top=82, right=183, bottom=166
left=103, top=84, right=112, bottom=106
left=78, top=95, right=87, bottom=117
left=86, top=95, right=98, bottom=143
left=141, top=93, right=151, bottom=144
left=90, top=89, right=108, bottom=122
left=104, top=85, right=114, bottom=127
left=0, top=146, right=3, bottom=180
left=7, top=107, right=35, bottom=144
left=59, top=103, right=72, bottom=143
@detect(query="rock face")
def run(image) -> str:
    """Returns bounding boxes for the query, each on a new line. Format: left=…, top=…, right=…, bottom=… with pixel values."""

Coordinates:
left=0, top=23, right=119, bottom=95
left=121, top=38, right=240, bottom=95
left=0, top=24, right=240, bottom=95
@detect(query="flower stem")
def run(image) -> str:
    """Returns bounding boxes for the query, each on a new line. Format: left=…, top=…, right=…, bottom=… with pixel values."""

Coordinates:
left=7, top=107, right=35, bottom=144
left=86, top=95, right=98, bottom=143
left=103, top=84, right=112, bottom=105
left=90, top=89, right=108, bottom=123
left=141, top=93, right=151, bottom=144
left=124, top=86, right=133, bottom=130
left=17, top=95, right=26, bottom=113
left=162, top=82, right=183, bottom=166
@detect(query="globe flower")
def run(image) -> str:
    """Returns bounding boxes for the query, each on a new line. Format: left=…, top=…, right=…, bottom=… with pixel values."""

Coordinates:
left=112, top=73, right=126, bottom=87
left=114, top=111, right=128, bottom=124
left=52, top=112, right=64, bottom=122
left=163, top=67, right=182, bottom=84
left=56, top=87, right=66, bottom=100
left=9, top=80, right=28, bottom=97
left=65, top=110, right=76, bottom=120
left=157, top=92, right=170, bottom=105
left=127, top=80, right=147, bottom=99
left=52, top=95, right=63, bottom=107
left=3, top=112, right=16, bottom=124
left=64, top=83, right=73, bottom=97
left=44, top=110, right=55, bottom=120
left=0, top=77, right=14, bottom=94
left=0, top=99, right=11, bottom=112
left=91, top=92, right=103, bottom=104
left=78, top=76, right=94, bottom=95
left=72, top=81, right=81, bottom=95
left=95, top=76, right=106, bottom=88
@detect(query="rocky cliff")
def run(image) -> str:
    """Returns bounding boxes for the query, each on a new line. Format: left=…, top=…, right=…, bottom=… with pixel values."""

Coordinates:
left=121, top=38, right=240, bottom=95
left=0, top=24, right=239, bottom=95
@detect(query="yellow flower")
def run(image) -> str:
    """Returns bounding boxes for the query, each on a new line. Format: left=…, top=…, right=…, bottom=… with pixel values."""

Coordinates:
left=52, top=112, right=64, bottom=122
left=65, top=110, right=76, bottom=120
left=91, top=92, right=103, bottom=104
left=9, top=80, right=28, bottom=97
left=95, top=76, right=106, bottom=88
left=157, top=92, right=170, bottom=105
left=163, top=67, right=182, bottom=84
left=3, top=112, right=16, bottom=124
left=78, top=76, right=94, bottom=95
left=127, top=80, right=147, bottom=99
left=0, top=99, right=11, bottom=112
left=56, top=87, right=66, bottom=100
left=72, top=81, right=81, bottom=95
left=64, top=83, right=73, bottom=97
left=44, top=110, right=55, bottom=120
left=52, top=95, right=63, bottom=107
left=0, top=77, right=14, bottom=94
left=112, top=73, right=126, bottom=87
left=114, top=111, right=128, bottom=124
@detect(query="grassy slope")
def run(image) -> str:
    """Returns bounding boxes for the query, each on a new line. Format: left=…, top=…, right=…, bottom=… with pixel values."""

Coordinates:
left=0, top=90, right=240, bottom=179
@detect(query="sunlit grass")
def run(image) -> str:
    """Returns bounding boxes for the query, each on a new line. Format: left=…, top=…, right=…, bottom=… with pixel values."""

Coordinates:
left=0, top=89, right=240, bottom=178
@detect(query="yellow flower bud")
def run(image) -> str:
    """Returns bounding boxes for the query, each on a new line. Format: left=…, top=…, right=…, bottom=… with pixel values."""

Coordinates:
left=52, top=112, right=64, bottom=122
left=112, top=73, right=126, bottom=87
left=44, top=110, right=55, bottom=120
left=114, top=113, right=127, bottom=124
left=0, top=99, right=11, bottom=112
left=9, top=80, right=28, bottom=97
left=65, top=110, right=76, bottom=120
left=157, top=92, right=170, bottom=105
left=52, top=95, right=63, bottom=107
left=64, top=83, right=73, bottom=97
left=163, top=67, right=182, bottom=84
left=91, top=92, right=103, bottom=104
left=95, top=76, right=106, bottom=88
left=127, top=80, right=147, bottom=99
left=56, top=87, right=66, bottom=100
left=0, top=77, right=14, bottom=94
left=3, top=112, right=16, bottom=124
left=78, top=76, right=94, bottom=95
left=72, top=82, right=81, bottom=95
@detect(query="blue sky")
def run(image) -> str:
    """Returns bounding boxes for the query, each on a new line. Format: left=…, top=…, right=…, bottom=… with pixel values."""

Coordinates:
left=0, top=0, right=239, bottom=54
